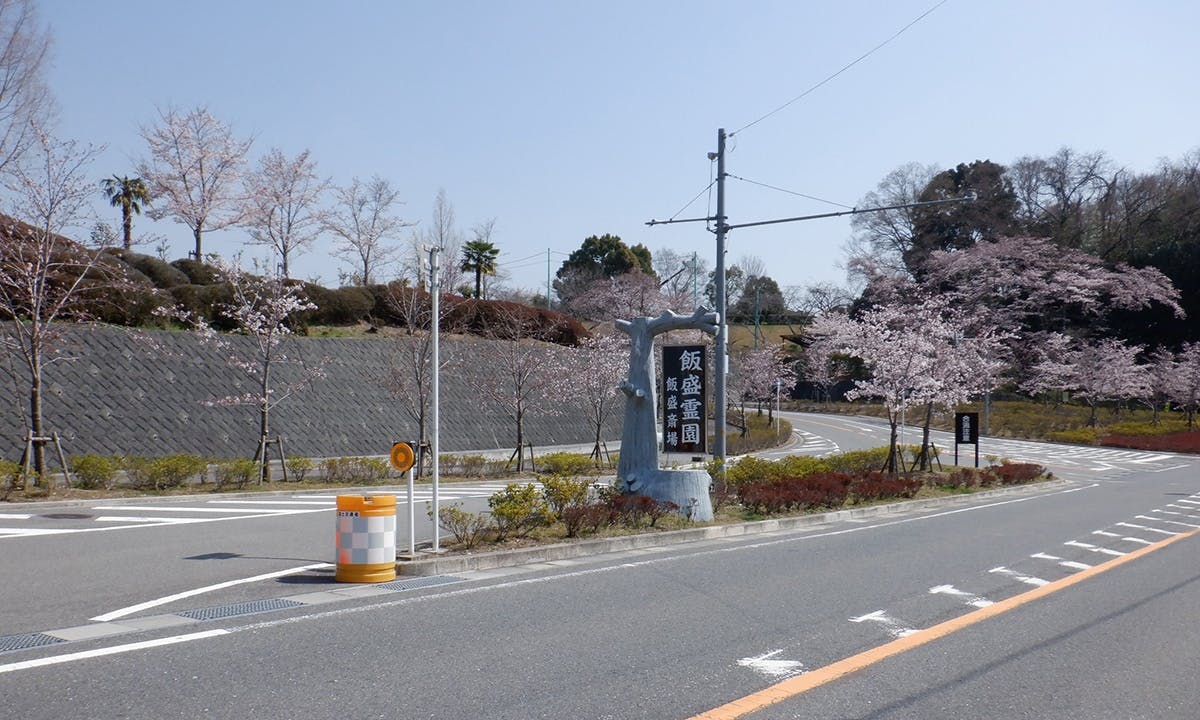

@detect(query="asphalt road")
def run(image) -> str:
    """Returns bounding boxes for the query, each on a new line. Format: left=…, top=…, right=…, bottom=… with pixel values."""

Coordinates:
left=2, top=413, right=1198, bottom=719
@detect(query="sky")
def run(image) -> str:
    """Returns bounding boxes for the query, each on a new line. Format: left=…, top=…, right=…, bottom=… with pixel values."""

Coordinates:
left=36, top=0, right=1200, bottom=301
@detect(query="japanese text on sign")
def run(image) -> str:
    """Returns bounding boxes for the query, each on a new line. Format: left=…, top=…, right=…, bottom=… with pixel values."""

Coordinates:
left=662, top=345, right=706, bottom=454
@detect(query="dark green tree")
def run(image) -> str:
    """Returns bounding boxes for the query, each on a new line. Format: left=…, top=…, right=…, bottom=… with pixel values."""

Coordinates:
left=905, top=160, right=1019, bottom=274
left=729, top=275, right=787, bottom=324
left=553, top=234, right=654, bottom=306
left=460, top=239, right=500, bottom=299
left=100, top=175, right=151, bottom=251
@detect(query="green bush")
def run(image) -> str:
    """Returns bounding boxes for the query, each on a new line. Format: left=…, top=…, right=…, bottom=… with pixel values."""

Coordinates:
left=1105, top=419, right=1190, bottom=436
left=69, top=454, right=119, bottom=489
left=823, top=447, right=892, bottom=473
left=436, top=504, right=492, bottom=549
left=715, top=455, right=832, bottom=487
left=1047, top=427, right=1098, bottom=445
left=321, top=456, right=390, bottom=484
left=537, top=452, right=594, bottom=476
left=123, top=454, right=209, bottom=491
left=0, top=458, right=21, bottom=493
left=171, top=258, right=220, bottom=285
left=119, top=251, right=190, bottom=288
left=286, top=456, right=314, bottom=482
left=298, top=284, right=375, bottom=326
left=540, top=475, right=591, bottom=517
left=215, top=458, right=259, bottom=490
left=488, top=483, right=552, bottom=540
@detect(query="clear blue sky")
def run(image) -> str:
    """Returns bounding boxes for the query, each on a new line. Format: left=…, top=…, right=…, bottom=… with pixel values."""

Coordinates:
left=40, top=0, right=1200, bottom=299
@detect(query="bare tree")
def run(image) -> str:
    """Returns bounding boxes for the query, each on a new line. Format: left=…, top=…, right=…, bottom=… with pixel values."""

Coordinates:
left=653, top=248, right=708, bottom=311
left=172, top=256, right=321, bottom=482
left=243, top=147, right=328, bottom=277
left=326, top=175, right=408, bottom=285
left=0, top=126, right=109, bottom=478
left=137, top=105, right=252, bottom=260
left=847, top=162, right=938, bottom=276
left=405, top=188, right=463, bottom=292
left=0, top=0, right=52, bottom=174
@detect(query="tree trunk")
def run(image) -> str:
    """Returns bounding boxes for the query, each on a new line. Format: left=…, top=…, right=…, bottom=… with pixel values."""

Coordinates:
left=884, top=413, right=900, bottom=476
left=515, top=403, right=525, bottom=472
left=193, top=225, right=203, bottom=260
left=258, top=363, right=271, bottom=483
left=917, top=402, right=934, bottom=471
left=122, top=206, right=133, bottom=251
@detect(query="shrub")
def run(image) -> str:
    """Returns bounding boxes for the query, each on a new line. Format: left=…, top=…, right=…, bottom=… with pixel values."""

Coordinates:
left=718, top=455, right=832, bottom=487
left=0, top=458, right=21, bottom=493
left=436, top=504, right=492, bottom=549
left=849, top=472, right=922, bottom=503
left=1046, top=427, right=1098, bottom=445
left=70, top=454, right=119, bottom=489
left=440, top=454, right=494, bottom=478
left=562, top=504, right=610, bottom=537
left=540, top=475, right=590, bottom=517
left=488, top=483, right=552, bottom=539
left=298, top=284, right=375, bottom=326
left=123, top=454, right=209, bottom=491
left=737, top=472, right=851, bottom=515
left=937, top=468, right=981, bottom=490
left=322, top=456, right=390, bottom=484
left=171, top=258, right=220, bottom=285
left=824, top=447, right=892, bottom=474
left=1100, top=431, right=1200, bottom=453
left=286, top=456, right=314, bottom=483
left=119, top=251, right=190, bottom=288
left=215, top=458, right=259, bottom=490
left=993, top=461, right=1045, bottom=484
left=537, top=452, right=594, bottom=476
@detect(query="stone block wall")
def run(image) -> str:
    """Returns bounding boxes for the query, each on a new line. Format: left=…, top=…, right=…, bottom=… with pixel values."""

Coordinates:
left=0, top=326, right=621, bottom=461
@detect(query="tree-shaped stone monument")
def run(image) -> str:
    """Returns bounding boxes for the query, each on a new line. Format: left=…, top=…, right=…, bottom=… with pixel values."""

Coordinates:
left=615, top=307, right=719, bottom=521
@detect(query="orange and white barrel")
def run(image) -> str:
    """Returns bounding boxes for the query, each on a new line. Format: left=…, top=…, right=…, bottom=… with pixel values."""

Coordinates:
left=334, top=495, right=397, bottom=583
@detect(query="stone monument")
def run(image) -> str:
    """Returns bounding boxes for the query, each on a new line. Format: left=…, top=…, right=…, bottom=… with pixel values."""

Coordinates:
left=615, top=307, right=720, bottom=521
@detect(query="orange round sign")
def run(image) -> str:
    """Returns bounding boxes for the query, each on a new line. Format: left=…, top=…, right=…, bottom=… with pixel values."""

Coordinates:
left=389, top=442, right=415, bottom=472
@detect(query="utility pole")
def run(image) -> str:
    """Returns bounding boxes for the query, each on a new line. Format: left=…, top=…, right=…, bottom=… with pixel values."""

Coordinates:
left=713, top=128, right=729, bottom=463
left=429, top=245, right=441, bottom=552
left=646, top=127, right=971, bottom=471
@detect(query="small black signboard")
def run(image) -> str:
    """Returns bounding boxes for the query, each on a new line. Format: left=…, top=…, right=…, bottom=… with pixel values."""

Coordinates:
left=662, top=345, right=706, bottom=454
left=954, top=412, right=980, bottom=467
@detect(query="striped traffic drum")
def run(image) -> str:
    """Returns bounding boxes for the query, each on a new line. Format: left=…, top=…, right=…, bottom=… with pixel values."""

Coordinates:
left=334, top=495, right=397, bottom=583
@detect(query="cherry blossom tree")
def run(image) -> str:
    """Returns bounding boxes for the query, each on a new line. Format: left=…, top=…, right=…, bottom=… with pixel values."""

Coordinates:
left=1171, top=342, right=1200, bottom=429
left=813, top=296, right=1006, bottom=472
left=0, top=126, right=113, bottom=478
left=325, top=175, right=408, bottom=285
left=567, top=332, right=628, bottom=463
left=172, top=257, right=320, bottom=481
left=459, top=310, right=570, bottom=470
left=242, top=148, right=328, bottom=278
left=0, top=0, right=52, bottom=174
left=1024, top=335, right=1150, bottom=426
left=732, top=345, right=796, bottom=424
left=567, top=270, right=667, bottom=321
left=137, top=105, right=252, bottom=260
left=798, top=335, right=846, bottom=404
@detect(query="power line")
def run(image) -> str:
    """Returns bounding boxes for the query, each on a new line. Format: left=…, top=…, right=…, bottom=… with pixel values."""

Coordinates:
left=727, top=173, right=854, bottom=209
left=731, top=0, right=949, bottom=137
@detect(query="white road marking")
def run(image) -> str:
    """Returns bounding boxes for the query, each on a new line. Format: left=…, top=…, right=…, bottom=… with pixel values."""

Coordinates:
left=1031, top=552, right=1091, bottom=570
left=207, top=500, right=332, bottom=506
left=0, top=513, right=32, bottom=520
left=1138, top=514, right=1200, bottom=529
left=0, top=527, right=78, bottom=537
left=929, top=584, right=993, bottom=607
left=1116, top=522, right=1178, bottom=536
left=1092, top=530, right=1121, bottom=538
left=96, top=505, right=297, bottom=514
left=989, top=566, right=1049, bottom=587
left=849, top=610, right=918, bottom=638
left=94, top=516, right=205, bottom=524
left=1064, top=541, right=1125, bottom=556
left=90, top=562, right=333, bottom=622
left=1172, top=499, right=1200, bottom=507
left=737, top=649, right=805, bottom=678
left=0, top=629, right=229, bottom=674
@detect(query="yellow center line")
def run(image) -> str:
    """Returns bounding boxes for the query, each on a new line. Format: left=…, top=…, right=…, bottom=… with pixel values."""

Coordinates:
left=690, top=525, right=1200, bottom=720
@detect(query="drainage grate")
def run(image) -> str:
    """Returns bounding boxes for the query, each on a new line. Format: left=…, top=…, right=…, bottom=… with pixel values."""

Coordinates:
left=0, top=632, right=66, bottom=653
left=378, top=575, right=464, bottom=593
left=177, top=598, right=305, bottom=622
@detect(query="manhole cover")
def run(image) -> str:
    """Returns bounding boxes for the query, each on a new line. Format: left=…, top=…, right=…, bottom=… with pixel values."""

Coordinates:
left=40, top=513, right=93, bottom=520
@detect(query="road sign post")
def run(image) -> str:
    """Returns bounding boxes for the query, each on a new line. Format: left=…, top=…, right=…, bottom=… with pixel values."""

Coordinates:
left=955, top=412, right=980, bottom=467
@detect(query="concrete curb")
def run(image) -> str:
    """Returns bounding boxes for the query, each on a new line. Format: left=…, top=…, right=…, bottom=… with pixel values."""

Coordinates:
left=397, top=478, right=1069, bottom=576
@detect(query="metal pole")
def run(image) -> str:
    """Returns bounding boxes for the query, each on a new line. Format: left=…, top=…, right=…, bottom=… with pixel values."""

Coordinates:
left=429, top=245, right=441, bottom=552
left=546, top=248, right=551, bottom=309
left=407, top=466, right=415, bottom=557
left=714, top=128, right=728, bottom=464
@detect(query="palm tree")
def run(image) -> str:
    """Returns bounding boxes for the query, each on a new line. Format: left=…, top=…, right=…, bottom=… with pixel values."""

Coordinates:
left=460, top=239, right=500, bottom=299
left=100, top=175, right=151, bottom=251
